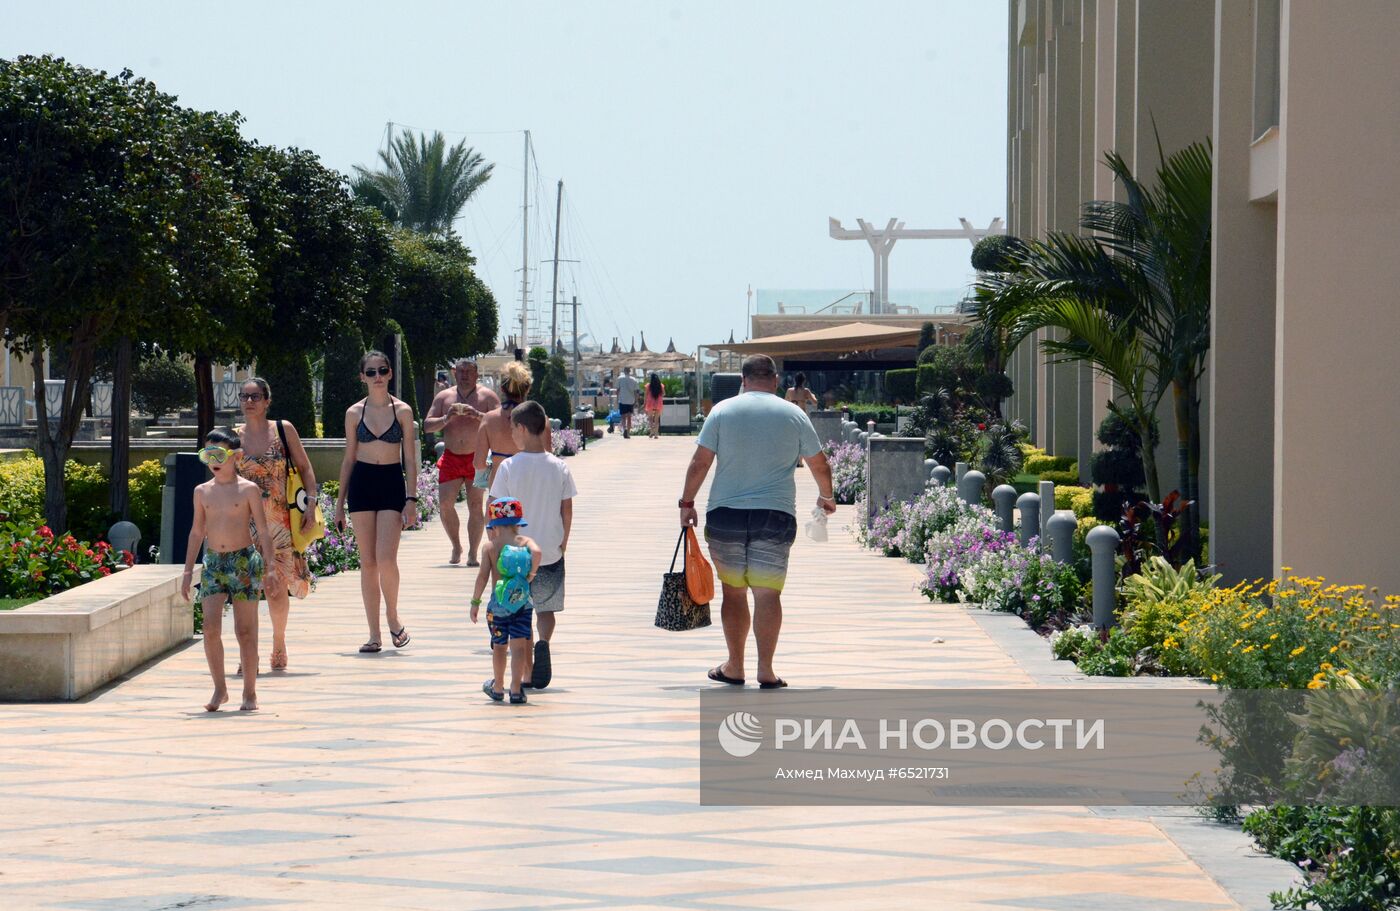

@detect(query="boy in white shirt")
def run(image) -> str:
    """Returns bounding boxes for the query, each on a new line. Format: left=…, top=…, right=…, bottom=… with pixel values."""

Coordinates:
left=489, top=400, right=577, bottom=688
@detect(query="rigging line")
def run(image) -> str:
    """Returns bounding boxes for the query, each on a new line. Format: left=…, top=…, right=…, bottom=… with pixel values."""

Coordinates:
left=564, top=194, right=640, bottom=334
left=387, top=121, right=525, bottom=137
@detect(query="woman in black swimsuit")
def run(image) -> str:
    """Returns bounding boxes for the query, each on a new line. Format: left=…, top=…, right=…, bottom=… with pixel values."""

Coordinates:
left=335, top=350, right=420, bottom=653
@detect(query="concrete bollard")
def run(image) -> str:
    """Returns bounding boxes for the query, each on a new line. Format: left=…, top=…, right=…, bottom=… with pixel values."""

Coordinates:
left=930, top=465, right=952, bottom=488
left=1039, top=480, right=1055, bottom=547
left=1016, top=492, right=1040, bottom=547
left=991, top=485, right=1018, bottom=533
left=858, top=431, right=869, bottom=446
left=955, top=461, right=969, bottom=485
left=1047, top=512, right=1076, bottom=564
left=865, top=436, right=928, bottom=527
left=957, top=469, right=985, bottom=507
left=842, top=421, right=859, bottom=443
left=1086, top=524, right=1122, bottom=628
left=867, top=420, right=876, bottom=435
left=923, top=459, right=937, bottom=482
left=108, top=520, right=141, bottom=563
left=434, top=441, right=446, bottom=460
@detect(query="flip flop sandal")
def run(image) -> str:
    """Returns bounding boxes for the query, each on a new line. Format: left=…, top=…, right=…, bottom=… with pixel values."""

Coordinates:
left=759, top=678, right=789, bottom=690
left=708, top=667, right=745, bottom=686
left=359, top=641, right=382, bottom=653
left=482, top=680, right=504, bottom=702
left=391, top=627, right=410, bottom=648
left=509, top=690, right=528, bottom=705
left=531, top=641, right=552, bottom=689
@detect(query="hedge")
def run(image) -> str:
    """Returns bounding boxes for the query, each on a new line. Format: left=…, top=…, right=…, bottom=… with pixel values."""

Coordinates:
left=1025, top=454, right=1075, bottom=474
left=884, top=369, right=916, bottom=403
left=1037, top=469, right=1080, bottom=487
left=0, top=455, right=167, bottom=553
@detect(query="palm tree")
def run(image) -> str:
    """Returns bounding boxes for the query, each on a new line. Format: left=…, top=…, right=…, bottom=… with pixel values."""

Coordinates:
left=352, top=131, right=494, bottom=236
left=976, top=140, right=1213, bottom=561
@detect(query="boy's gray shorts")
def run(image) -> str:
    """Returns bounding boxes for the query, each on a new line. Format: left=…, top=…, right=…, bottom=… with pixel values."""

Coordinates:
left=533, top=558, right=565, bottom=612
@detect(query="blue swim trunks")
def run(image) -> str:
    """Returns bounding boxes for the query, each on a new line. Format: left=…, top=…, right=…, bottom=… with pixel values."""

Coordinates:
left=487, top=601, right=533, bottom=647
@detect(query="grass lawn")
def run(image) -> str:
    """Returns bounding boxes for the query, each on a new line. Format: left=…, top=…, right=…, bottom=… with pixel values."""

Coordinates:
left=0, top=597, right=40, bottom=611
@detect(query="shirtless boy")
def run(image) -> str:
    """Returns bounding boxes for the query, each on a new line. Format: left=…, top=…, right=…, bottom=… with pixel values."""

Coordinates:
left=181, top=429, right=275, bottom=712
left=424, top=358, right=499, bottom=566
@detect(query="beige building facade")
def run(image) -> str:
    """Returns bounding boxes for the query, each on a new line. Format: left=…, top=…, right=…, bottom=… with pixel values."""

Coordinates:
left=1005, top=0, right=1400, bottom=594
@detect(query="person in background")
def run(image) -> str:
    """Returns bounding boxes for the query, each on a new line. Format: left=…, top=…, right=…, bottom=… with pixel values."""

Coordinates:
left=423, top=358, right=500, bottom=566
left=335, top=350, right=419, bottom=654
left=785, top=371, right=819, bottom=415
left=644, top=372, right=665, bottom=439
left=474, top=361, right=550, bottom=489
left=235, top=377, right=317, bottom=672
left=615, top=367, right=640, bottom=438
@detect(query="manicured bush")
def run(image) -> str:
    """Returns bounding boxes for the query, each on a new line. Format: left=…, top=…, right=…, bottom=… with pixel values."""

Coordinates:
left=1090, top=408, right=1155, bottom=520
left=322, top=326, right=366, bottom=430
left=916, top=362, right=955, bottom=396
left=258, top=351, right=318, bottom=438
left=1037, top=468, right=1080, bottom=487
left=0, top=455, right=111, bottom=542
left=884, top=368, right=916, bottom=403
left=1054, top=485, right=1094, bottom=517
left=538, top=355, right=574, bottom=424
left=973, top=370, right=1013, bottom=408
left=132, top=355, right=196, bottom=420
left=970, top=234, right=1026, bottom=273
left=128, top=459, right=166, bottom=552
left=1025, top=454, right=1075, bottom=474
left=839, top=404, right=898, bottom=427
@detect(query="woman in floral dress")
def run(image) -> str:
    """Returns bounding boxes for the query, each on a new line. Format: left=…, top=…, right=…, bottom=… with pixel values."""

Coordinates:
left=236, top=377, right=318, bottom=670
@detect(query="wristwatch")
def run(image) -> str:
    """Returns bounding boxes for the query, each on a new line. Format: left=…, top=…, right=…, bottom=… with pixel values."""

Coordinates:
left=678, top=498, right=695, bottom=508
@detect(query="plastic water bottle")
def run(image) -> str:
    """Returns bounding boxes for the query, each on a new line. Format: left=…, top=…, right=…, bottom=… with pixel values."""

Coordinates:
left=805, top=506, right=829, bottom=543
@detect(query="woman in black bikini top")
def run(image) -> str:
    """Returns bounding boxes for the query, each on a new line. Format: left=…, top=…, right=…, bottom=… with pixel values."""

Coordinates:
left=335, top=350, right=418, bottom=655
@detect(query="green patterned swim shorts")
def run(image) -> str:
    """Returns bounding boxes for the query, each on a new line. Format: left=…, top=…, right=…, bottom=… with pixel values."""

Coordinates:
left=199, top=545, right=264, bottom=603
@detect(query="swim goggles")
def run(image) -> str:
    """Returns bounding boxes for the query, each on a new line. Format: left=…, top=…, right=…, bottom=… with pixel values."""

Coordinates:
left=198, top=446, right=234, bottom=465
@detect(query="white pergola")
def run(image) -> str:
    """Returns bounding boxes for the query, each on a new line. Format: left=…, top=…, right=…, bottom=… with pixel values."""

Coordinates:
left=828, top=216, right=1006, bottom=314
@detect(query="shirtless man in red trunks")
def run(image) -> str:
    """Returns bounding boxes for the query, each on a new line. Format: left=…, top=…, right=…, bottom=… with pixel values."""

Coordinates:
left=424, top=358, right=500, bottom=566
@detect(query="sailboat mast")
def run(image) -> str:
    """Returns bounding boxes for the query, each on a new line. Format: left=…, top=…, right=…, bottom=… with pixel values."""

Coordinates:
left=519, top=130, right=531, bottom=351
left=549, top=179, right=563, bottom=351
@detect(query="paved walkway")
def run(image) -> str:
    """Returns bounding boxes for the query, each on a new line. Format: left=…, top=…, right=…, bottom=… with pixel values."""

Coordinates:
left=0, top=436, right=1259, bottom=910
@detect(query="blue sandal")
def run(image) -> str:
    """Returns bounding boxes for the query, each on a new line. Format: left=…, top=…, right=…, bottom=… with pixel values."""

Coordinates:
left=482, top=680, right=504, bottom=702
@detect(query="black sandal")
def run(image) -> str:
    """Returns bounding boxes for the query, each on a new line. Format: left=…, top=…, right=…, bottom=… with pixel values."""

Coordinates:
left=759, top=678, right=788, bottom=689
left=391, top=627, right=410, bottom=648
left=359, top=641, right=382, bottom=653
left=708, top=666, right=745, bottom=686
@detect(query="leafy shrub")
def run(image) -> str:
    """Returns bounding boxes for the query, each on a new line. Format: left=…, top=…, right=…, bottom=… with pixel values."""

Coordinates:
left=1122, top=557, right=1220, bottom=606
left=1025, top=454, right=1074, bottom=474
left=840, top=404, right=898, bottom=426
left=538, top=356, right=574, bottom=424
left=973, top=370, right=1013, bottom=408
left=1090, top=407, right=1156, bottom=520
left=0, top=519, right=133, bottom=599
left=1243, top=806, right=1400, bottom=911
left=889, top=485, right=984, bottom=564
left=970, top=234, right=1026, bottom=272
left=1054, top=485, right=1094, bottom=517
left=917, top=362, right=955, bottom=396
left=884, top=368, right=916, bottom=403
left=1037, top=468, right=1080, bottom=487
left=132, top=355, right=196, bottom=420
left=0, top=455, right=112, bottom=541
left=128, top=459, right=166, bottom=550
left=1073, top=627, right=1139, bottom=677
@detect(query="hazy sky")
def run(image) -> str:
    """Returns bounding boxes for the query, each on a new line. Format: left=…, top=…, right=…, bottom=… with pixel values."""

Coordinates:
left=5, top=1, right=1008, bottom=353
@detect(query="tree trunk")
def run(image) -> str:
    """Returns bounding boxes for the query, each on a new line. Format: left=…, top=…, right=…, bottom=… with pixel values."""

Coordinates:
left=1185, top=373, right=1203, bottom=565
left=1137, top=412, right=1169, bottom=554
left=32, top=349, right=69, bottom=535
left=1170, top=375, right=1203, bottom=565
left=194, top=354, right=216, bottom=441
left=109, top=336, right=133, bottom=520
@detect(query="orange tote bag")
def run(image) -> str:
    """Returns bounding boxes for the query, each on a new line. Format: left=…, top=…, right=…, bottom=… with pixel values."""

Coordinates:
left=684, top=527, right=715, bottom=605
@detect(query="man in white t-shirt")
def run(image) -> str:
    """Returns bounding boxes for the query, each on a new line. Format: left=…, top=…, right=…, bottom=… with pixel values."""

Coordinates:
left=615, top=367, right=640, bottom=439
left=489, top=400, right=578, bottom=689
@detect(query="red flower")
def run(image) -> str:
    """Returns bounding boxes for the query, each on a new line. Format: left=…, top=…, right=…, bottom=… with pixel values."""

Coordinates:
left=38, top=525, right=53, bottom=539
left=99, top=566, right=112, bottom=577
left=977, top=423, right=987, bottom=431
left=121, top=550, right=134, bottom=566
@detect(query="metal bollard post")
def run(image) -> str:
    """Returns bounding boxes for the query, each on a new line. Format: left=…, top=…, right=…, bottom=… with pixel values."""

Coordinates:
left=957, top=469, right=985, bottom=507
left=867, top=420, right=876, bottom=435
left=1086, top=524, right=1121, bottom=628
left=1047, top=512, right=1076, bottom=564
left=1016, top=492, right=1040, bottom=547
left=1039, top=480, right=1055, bottom=547
left=955, top=461, right=969, bottom=485
left=923, top=459, right=937, bottom=482
left=108, top=520, right=141, bottom=564
left=991, top=485, right=1017, bottom=533
left=930, top=465, right=952, bottom=487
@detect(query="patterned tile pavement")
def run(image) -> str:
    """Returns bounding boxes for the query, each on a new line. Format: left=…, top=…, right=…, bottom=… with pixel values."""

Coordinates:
left=0, top=435, right=1265, bottom=909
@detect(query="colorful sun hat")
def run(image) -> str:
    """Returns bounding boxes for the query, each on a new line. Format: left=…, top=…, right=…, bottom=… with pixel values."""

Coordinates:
left=487, top=498, right=528, bottom=528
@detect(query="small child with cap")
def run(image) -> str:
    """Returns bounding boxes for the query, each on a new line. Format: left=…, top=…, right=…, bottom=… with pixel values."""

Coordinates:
left=471, top=498, right=541, bottom=704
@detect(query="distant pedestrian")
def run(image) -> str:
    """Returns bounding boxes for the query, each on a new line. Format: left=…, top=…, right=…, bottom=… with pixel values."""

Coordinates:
left=471, top=498, right=541, bottom=704
left=678, top=355, right=837, bottom=689
left=785, top=372, right=819, bottom=415
left=474, top=361, right=549, bottom=488
left=182, top=429, right=274, bottom=713
left=615, top=367, right=640, bottom=438
left=489, top=401, right=577, bottom=689
left=335, top=350, right=418, bottom=655
left=424, top=358, right=500, bottom=566
left=644, top=373, right=665, bottom=439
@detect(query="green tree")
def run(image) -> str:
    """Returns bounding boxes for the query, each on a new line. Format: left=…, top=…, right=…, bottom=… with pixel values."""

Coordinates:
left=539, top=355, right=573, bottom=424
left=1, top=56, right=254, bottom=531
left=132, top=354, right=196, bottom=420
left=386, top=231, right=495, bottom=410
left=916, top=321, right=936, bottom=357
left=322, top=326, right=366, bottom=432
left=352, top=131, right=494, bottom=236
left=376, top=318, right=418, bottom=417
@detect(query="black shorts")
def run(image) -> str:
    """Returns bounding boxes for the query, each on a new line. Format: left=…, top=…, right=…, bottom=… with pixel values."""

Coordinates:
left=619, top=403, right=635, bottom=415
left=347, top=461, right=406, bottom=513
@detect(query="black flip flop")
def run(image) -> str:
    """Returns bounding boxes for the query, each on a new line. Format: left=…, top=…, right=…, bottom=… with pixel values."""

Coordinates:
left=391, top=627, right=410, bottom=649
left=359, top=641, right=381, bottom=654
left=758, top=678, right=788, bottom=689
left=708, top=667, right=745, bottom=686
left=531, top=641, right=552, bottom=689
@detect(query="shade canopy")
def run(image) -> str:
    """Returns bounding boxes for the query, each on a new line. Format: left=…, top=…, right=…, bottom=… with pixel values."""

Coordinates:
left=706, top=322, right=922, bottom=356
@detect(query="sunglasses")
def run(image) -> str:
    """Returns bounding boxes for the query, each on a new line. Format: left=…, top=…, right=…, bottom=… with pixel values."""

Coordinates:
left=237, top=392, right=265, bottom=402
left=198, top=446, right=234, bottom=465
left=364, top=366, right=391, bottom=377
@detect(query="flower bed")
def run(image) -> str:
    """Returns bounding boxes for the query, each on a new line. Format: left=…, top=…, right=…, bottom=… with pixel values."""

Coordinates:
left=0, top=518, right=134, bottom=600
left=825, top=441, right=866, bottom=505
left=553, top=428, right=583, bottom=456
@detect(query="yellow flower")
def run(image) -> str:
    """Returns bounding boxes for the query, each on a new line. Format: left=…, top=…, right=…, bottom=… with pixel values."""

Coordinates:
left=1320, top=662, right=1333, bottom=671
left=1269, top=633, right=1279, bottom=640
left=1242, top=645, right=1256, bottom=654
left=1290, top=646, right=1307, bottom=657
left=1307, top=679, right=1326, bottom=689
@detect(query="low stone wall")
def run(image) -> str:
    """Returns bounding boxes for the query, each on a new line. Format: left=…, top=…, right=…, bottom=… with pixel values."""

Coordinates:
left=0, top=566, right=190, bottom=701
